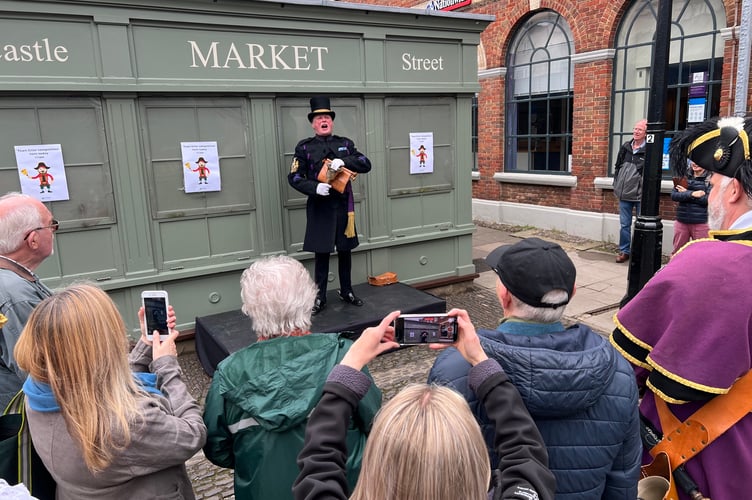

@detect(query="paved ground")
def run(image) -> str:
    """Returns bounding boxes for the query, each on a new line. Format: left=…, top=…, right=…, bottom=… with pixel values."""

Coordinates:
left=179, top=221, right=632, bottom=498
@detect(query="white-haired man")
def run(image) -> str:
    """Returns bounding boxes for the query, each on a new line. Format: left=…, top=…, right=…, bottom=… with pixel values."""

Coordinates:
left=0, top=192, right=57, bottom=409
left=429, top=237, right=641, bottom=499
left=202, top=255, right=382, bottom=500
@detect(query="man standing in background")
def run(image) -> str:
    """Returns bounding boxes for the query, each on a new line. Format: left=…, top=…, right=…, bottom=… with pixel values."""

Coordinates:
left=613, top=119, right=647, bottom=263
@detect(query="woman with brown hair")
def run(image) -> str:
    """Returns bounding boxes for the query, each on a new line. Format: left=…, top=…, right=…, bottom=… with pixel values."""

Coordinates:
left=14, top=283, right=206, bottom=499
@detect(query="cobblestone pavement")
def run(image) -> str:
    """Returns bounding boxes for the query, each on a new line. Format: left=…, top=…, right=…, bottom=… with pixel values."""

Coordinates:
left=180, top=282, right=502, bottom=499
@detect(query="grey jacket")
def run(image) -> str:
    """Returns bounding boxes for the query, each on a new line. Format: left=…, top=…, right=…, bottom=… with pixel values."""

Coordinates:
left=0, top=268, right=52, bottom=410
left=25, top=341, right=207, bottom=500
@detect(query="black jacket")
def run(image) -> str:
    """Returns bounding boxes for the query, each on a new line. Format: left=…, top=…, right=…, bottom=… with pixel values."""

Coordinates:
left=670, top=173, right=709, bottom=224
left=293, top=360, right=556, bottom=500
left=288, top=134, right=371, bottom=253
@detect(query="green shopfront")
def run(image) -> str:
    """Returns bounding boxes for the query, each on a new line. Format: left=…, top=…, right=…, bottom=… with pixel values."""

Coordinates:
left=0, top=0, right=491, bottom=335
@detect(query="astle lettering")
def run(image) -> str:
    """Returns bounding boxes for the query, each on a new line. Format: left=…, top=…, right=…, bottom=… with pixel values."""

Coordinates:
left=0, top=38, right=68, bottom=62
left=188, top=41, right=329, bottom=70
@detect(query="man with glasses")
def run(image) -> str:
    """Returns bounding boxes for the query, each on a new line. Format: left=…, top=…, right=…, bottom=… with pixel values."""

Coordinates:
left=0, top=192, right=57, bottom=409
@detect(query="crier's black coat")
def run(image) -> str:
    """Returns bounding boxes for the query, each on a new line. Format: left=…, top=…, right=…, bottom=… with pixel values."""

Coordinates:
left=288, top=134, right=371, bottom=253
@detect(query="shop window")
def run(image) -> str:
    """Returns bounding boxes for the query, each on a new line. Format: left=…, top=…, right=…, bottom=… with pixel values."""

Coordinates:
left=610, top=0, right=725, bottom=175
left=505, top=10, right=574, bottom=173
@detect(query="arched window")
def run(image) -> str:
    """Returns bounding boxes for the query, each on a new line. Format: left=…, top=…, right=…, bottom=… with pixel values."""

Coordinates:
left=505, top=10, right=574, bottom=173
left=610, top=0, right=725, bottom=173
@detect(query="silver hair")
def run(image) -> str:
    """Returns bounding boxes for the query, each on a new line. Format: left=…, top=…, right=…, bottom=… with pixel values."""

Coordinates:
left=0, top=192, right=44, bottom=254
left=509, top=289, right=568, bottom=323
left=240, top=255, right=317, bottom=339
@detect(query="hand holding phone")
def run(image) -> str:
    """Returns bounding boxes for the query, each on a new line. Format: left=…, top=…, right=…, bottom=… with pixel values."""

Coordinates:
left=393, top=313, right=459, bottom=346
left=141, top=290, right=170, bottom=341
left=341, top=311, right=400, bottom=371
left=445, top=308, right=488, bottom=366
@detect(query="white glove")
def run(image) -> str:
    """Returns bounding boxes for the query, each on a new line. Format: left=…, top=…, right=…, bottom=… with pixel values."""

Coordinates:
left=330, top=158, right=345, bottom=171
left=316, top=183, right=331, bottom=196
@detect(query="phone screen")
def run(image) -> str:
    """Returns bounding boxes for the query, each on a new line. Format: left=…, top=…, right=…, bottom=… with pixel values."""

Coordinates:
left=143, top=296, right=169, bottom=337
left=394, top=314, right=458, bottom=345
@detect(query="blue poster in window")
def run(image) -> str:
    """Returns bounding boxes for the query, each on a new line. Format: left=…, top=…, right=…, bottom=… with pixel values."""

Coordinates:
left=662, top=137, right=671, bottom=171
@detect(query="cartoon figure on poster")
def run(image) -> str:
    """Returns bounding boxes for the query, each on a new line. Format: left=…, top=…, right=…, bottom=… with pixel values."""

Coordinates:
left=180, top=141, right=221, bottom=193
left=15, top=143, right=71, bottom=202
left=186, top=157, right=210, bottom=184
left=409, top=132, right=434, bottom=174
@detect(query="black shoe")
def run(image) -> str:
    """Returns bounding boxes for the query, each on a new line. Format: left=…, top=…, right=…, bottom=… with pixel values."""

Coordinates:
left=312, top=297, right=326, bottom=315
left=338, top=291, right=364, bottom=306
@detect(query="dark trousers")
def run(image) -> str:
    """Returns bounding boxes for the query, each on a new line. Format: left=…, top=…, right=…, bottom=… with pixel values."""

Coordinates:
left=314, top=251, right=352, bottom=300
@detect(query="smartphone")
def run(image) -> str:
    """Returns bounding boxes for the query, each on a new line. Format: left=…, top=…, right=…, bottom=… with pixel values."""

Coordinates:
left=141, top=290, right=169, bottom=340
left=393, top=313, right=458, bottom=345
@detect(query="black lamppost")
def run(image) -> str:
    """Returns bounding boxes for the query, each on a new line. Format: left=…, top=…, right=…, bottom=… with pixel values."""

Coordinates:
left=623, top=0, right=673, bottom=305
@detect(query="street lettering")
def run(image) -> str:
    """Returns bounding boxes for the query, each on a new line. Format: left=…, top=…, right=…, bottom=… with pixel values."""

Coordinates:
left=0, top=38, right=68, bottom=63
left=188, top=41, right=329, bottom=70
left=401, top=52, right=444, bottom=71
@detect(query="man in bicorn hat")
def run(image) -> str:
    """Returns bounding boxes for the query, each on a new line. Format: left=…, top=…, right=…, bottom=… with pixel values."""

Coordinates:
left=288, top=96, right=371, bottom=314
left=669, top=115, right=752, bottom=239
left=429, top=237, right=641, bottom=499
left=608, top=116, right=752, bottom=500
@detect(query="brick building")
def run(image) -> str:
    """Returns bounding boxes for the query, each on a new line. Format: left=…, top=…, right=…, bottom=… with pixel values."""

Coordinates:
left=347, top=0, right=752, bottom=253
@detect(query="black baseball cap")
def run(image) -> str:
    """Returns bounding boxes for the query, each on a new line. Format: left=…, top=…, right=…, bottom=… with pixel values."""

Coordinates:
left=485, top=237, right=576, bottom=308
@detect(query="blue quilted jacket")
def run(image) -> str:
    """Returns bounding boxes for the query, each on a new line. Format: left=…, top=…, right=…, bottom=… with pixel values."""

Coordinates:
left=428, top=321, right=641, bottom=500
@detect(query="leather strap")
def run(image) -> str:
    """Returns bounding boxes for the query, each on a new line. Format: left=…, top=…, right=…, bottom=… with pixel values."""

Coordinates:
left=651, top=369, right=752, bottom=467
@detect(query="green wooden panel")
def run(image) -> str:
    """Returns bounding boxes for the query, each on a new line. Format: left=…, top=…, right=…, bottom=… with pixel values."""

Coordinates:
left=385, top=98, right=456, bottom=195
left=0, top=18, right=98, bottom=78
left=140, top=98, right=254, bottom=218
left=159, top=218, right=211, bottom=266
left=157, top=214, right=254, bottom=270
left=207, top=214, right=254, bottom=257
left=386, top=40, right=461, bottom=83
left=387, top=239, right=459, bottom=282
left=36, top=227, right=122, bottom=287
left=132, top=26, right=364, bottom=82
left=0, top=97, right=115, bottom=226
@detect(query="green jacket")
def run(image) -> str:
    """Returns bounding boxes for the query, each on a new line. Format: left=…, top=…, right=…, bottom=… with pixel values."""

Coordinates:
left=202, top=333, right=381, bottom=500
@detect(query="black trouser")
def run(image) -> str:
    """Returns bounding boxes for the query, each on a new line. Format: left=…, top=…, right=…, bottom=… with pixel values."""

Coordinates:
left=314, top=251, right=352, bottom=300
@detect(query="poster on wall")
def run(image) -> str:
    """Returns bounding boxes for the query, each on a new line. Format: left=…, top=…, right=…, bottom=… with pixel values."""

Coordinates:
left=15, top=144, right=70, bottom=202
left=181, top=141, right=221, bottom=193
left=409, top=132, right=434, bottom=174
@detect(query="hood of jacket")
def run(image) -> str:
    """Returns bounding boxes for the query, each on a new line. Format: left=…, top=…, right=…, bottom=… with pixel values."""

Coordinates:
left=479, top=324, right=617, bottom=419
left=211, top=333, right=348, bottom=432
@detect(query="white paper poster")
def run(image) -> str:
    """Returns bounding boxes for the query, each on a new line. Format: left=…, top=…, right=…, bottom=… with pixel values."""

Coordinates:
left=181, top=141, right=221, bottom=193
left=15, top=144, right=70, bottom=202
left=409, top=132, right=434, bottom=174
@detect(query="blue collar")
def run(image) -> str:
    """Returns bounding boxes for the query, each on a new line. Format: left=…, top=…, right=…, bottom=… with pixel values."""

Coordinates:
left=496, top=318, right=565, bottom=336
left=23, top=372, right=163, bottom=413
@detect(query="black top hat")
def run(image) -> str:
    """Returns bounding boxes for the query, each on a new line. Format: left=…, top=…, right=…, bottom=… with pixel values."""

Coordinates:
left=196, top=157, right=207, bottom=163
left=308, top=96, right=336, bottom=122
left=35, top=162, right=48, bottom=170
left=485, top=237, right=576, bottom=309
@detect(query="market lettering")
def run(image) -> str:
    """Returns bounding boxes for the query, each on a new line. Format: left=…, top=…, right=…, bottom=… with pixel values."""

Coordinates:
left=188, top=41, right=328, bottom=70
left=401, top=52, right=444, bottom=71
left=0, top=38, right=68, bottom=63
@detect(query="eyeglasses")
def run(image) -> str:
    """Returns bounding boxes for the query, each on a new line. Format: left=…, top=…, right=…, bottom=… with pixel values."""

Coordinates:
left=23, top=219, right=59, bottom=241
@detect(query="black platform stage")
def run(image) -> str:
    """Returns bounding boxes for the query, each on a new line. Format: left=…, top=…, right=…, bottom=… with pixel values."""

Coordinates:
left=194, top=282, right=446, bottom=376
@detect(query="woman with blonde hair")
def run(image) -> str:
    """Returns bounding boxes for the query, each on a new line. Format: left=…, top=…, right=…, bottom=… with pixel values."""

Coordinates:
left=294, top=309, right=555, bottom=500
left=14, top=283, right=206, bottom=499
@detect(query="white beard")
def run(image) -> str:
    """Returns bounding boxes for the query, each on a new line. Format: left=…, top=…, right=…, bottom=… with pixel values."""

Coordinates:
left=708, top=195, right=726, bottom=231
